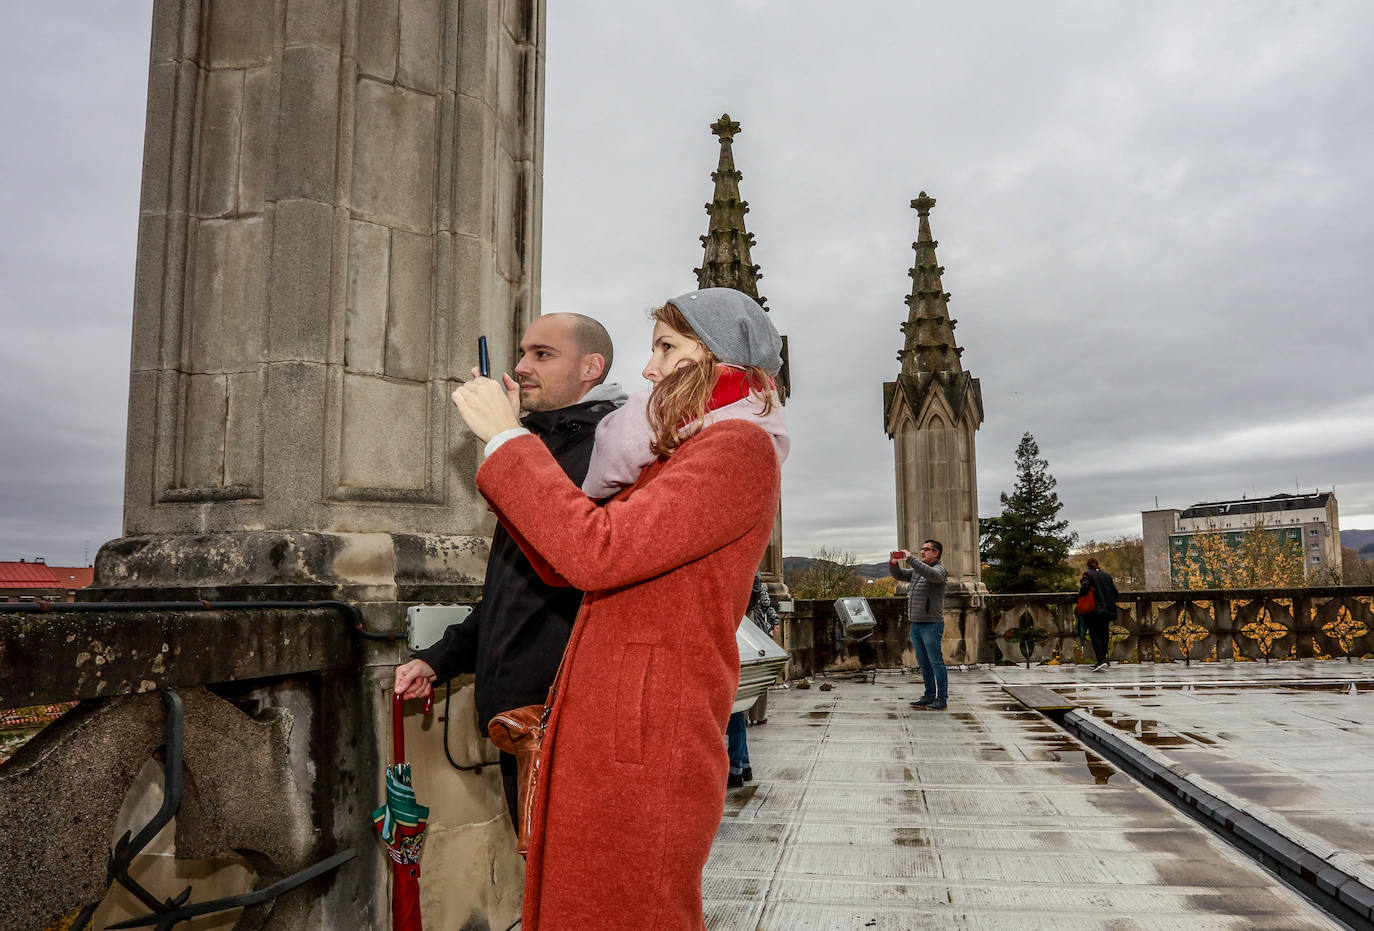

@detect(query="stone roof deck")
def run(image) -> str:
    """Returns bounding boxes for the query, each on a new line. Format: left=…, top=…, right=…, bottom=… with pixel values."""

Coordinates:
left=705, top=661, right=1374, bottom=929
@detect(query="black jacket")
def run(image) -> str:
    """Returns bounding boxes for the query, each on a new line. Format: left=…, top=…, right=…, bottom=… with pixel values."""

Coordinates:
left=1078, top=568, right=1120, bottom=621
left=413, top=394, right=620, bottom=728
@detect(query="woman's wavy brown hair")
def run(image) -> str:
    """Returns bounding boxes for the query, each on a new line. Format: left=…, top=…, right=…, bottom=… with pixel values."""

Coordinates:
left=648, top=302, right=777, bottom=457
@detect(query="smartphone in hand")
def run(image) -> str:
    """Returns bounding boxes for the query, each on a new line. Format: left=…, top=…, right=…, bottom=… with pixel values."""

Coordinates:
left=477, top=335, right=490, bottom=377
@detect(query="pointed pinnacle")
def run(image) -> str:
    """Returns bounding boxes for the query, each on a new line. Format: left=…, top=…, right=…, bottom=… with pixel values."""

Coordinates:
left=911, top=191, right=936, bottom=216
left=711, top=113, right=741, bottom=140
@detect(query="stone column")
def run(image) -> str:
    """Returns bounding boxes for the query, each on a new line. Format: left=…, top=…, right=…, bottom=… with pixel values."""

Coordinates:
left=103, top=0, right=542, bottom=602
left=92, top=1, right=544, bottom=926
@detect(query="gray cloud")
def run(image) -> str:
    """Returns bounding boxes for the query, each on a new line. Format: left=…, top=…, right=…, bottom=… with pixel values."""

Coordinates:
left=3, top=2, right=1372, bottom=568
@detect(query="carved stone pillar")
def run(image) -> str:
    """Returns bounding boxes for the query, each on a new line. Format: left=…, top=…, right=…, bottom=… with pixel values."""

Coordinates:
left=101, top=0, right=543, bottom=604
left=90, top=1, right=545, bottom=926
left=884, top=193, right=989, bottom=664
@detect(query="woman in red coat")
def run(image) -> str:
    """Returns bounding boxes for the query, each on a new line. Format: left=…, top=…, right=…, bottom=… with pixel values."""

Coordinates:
left=451, top=288, right=785, bottom=929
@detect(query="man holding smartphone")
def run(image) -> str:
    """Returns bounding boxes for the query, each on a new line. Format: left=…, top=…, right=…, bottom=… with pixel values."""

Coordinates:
left=394, top=313, right=625, bottom=832
left=890, top=540, right=949, bottom=710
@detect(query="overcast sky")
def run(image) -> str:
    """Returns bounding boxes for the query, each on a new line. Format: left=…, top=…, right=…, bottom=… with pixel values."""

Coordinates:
left=2, top=2, right=1372, bottom=567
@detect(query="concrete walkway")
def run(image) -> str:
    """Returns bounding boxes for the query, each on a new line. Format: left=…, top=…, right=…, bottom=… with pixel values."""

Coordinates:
left=704, top=664, right=1358, bottom=930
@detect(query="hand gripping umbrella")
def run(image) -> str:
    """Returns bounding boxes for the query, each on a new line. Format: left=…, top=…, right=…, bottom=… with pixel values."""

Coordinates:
left=374, top=692, right=433, bottom=931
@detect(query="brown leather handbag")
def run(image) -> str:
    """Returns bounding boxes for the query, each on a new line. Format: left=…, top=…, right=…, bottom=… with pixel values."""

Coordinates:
left=487, top=701, right=551, bottom=856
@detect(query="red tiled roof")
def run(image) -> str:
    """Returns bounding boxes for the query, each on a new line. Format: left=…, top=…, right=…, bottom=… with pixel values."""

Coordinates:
left=48, top=566, right=95, bottom=589
left=0, top=562, right=63, bottom=587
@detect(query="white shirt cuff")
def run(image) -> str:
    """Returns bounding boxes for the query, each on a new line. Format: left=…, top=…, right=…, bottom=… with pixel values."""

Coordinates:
left=484, top=426, right=530, bottom=457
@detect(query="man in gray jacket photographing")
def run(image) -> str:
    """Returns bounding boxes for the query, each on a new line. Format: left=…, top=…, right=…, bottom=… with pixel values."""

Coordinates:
left=890, top=540, right=949, bottom=710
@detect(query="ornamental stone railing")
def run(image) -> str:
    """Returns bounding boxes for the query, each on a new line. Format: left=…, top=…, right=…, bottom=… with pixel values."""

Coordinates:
left=782, top=585, right=1374, bottom=676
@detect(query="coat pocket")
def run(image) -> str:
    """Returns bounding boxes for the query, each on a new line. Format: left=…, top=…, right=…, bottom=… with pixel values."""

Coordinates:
left=614, top=642, right=654, bottom=764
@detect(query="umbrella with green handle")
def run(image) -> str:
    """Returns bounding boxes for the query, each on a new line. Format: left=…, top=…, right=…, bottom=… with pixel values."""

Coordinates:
left=374, top=692, right=432, bottom=931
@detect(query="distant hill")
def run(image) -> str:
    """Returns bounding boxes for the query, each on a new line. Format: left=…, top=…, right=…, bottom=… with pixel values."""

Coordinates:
left=783, top=556, right=890, bottom=580
left=1343, top=528, right=1374, bottom=556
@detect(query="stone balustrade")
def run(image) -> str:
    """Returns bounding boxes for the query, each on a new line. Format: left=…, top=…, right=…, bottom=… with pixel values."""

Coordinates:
left=781, top=585, right=1374, bottom=676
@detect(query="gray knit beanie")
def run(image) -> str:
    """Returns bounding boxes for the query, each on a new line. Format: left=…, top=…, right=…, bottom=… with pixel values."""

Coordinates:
left=665, top=287, right=783, bottom=376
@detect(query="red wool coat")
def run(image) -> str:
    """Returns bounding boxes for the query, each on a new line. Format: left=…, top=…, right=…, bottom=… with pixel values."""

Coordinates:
left=476, top=419, right=781, bottom=930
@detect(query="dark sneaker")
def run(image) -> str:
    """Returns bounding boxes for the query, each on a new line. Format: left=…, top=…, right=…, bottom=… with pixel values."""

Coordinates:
left=910, top=696, right=934, bottom=707
left=925, top=702, right=947, bottom=710
left=727, top=772, right=744, bottom=788
left=741, top=767, right=753, bottom=782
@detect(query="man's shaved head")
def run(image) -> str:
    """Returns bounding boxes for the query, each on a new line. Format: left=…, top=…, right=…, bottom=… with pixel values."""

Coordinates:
left=512, top=314, right=613, bottom=411
left=552, top=313, right=613, bottom=384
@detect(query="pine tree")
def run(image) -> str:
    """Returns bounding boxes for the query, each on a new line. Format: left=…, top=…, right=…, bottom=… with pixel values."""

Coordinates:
left=982, top=432, right=1078, bottom=593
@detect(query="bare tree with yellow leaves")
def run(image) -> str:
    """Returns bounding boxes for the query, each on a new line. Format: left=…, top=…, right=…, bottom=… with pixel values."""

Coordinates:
left=1172, top=520, right=1304, bottom=590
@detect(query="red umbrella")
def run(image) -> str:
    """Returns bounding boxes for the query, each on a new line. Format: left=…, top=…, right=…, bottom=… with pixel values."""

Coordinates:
left=373, top=693, right=432, bottom=931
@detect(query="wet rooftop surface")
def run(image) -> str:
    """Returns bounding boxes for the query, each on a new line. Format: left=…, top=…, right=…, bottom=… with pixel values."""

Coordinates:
left=704, top=661, right=1374, bottom=929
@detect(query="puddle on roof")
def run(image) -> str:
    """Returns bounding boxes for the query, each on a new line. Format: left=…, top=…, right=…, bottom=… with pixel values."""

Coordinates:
left=1050, top=747, right=1119, bottom=785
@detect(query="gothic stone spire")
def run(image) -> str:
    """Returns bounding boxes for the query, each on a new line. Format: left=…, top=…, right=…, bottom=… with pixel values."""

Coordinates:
left=695, top=113, right=766, bottom=309
left=899, top=192, right=962, bottom=376
left=884, top=191, right=983, bottom=436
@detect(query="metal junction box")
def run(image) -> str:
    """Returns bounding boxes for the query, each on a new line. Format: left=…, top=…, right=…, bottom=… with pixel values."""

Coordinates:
left=734, top=619, right=788, bottom=713
left=834, top=597, right=877, bottom=638
left=406, top=604, right=473, bottom=652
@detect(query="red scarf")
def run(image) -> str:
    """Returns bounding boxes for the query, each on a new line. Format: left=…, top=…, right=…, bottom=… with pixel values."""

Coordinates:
left=707, top=366, right=754, bottom=412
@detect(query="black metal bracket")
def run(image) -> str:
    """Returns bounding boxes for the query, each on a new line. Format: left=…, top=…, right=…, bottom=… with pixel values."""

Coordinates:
left=106, top=850, right=358, bottom=931
left=68, top=688, right=355, bottom=930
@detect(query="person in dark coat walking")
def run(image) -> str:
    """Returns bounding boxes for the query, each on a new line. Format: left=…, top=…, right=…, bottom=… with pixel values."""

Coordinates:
left=1078, top=557, right=1120, bottom=671
left=394, top=313, right=625, bottom=832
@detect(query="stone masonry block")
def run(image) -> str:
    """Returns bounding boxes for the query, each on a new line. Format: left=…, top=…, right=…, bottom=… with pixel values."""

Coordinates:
left=123, top=370, right=161, bottom=523
left=502, top=0, right=531, bottom=41
left=181, top=373, right=228, bottom=489
left=277, top=45, right=341, bottom=202
left=168, top=60, right=202, bottom=214
left=339, top=373, right=428, bottom=489
left=330, top=532, right=399, bottom=585
left=194, top=69, right=244, bottom=218
left=346, top=219, right=390, bottom=374
left=447, top=232, right=494, bottom=380
left=267, top=199, right=333, bottom=362
left=149, top=0, right=199, bottom=65
left=261, top=361, right=328, bottom=513
left=138, top=60, right=182, bottom=216
left=494, top=155, right=516, bottom=281
left=356, top=0, right=398, bottom=82
left=285, top=0, right=343, bottom=49
left=429, top=230, right=454, bottom=366
left=351, top=79, right=437, bottom=232
left=151, top=368, right=182, bottom=512
left=130, top=213, right=173, bottom=372
left=225, top=369, right=265, bottom=488
left=207, top=0, right=276, bottom=68
left=385, top=230, right=434, bottom=381
left=238, top=66, right=270, bottom=213
left=494, top=27, right=519, bottom=159
left=398, top=0, right=442, bottom=93
left=457, top=0, right=495, bottom=100
left=187, top=216, right=266, bottom=372
left=453, top=92, right=494, bottom=240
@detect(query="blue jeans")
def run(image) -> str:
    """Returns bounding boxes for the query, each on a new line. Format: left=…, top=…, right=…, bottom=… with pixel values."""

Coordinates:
left=727, top=711, right=750, bottom=774
left=910, top=621, right=947, bottom=702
